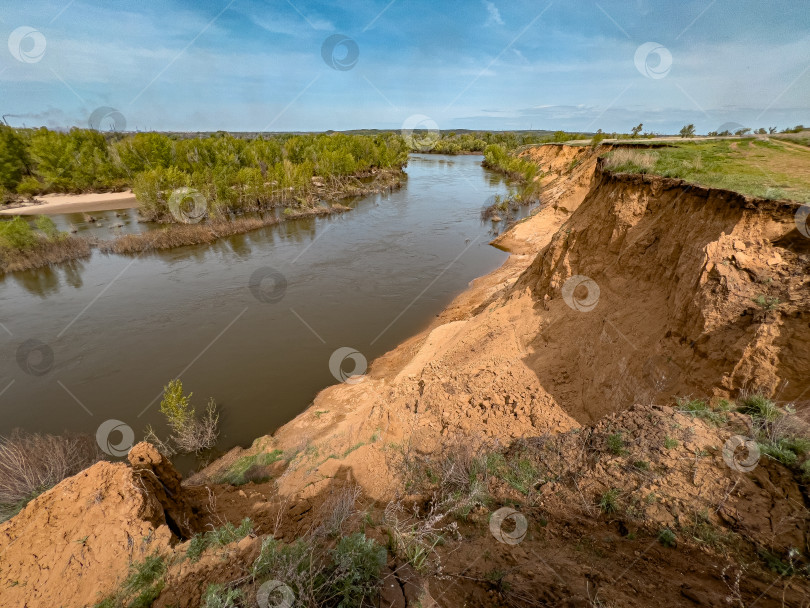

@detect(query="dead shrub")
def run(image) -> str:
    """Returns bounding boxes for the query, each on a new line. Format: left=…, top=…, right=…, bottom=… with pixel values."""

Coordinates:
left=0, top=429, right=104, bottom=521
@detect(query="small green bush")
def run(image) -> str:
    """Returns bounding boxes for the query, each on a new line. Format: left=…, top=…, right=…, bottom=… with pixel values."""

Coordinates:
left=598, top=489, right=620, bottom=514
left=0, top=216, right=37, bottom=250
left=737, top=393, right=781, bottom=422
left=330, top=533, right=386, bottom=608
left=606, top=432, right=628, bottom=456
left=658, top=528, right=677, bottom=547
left=201, top=584, right=243, bottom=608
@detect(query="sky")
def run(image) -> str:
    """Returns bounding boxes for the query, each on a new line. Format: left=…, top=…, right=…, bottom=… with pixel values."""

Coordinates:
left=1, top=0, right=809, bottom=134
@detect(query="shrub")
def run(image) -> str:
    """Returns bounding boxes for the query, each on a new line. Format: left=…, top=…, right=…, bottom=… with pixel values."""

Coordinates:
left=598, top=489, right=620, bottom=514
left=0, top=216, right=37, bottom=251
left=606, top=432, right=628, bottom=456
left=330, top=533, right=386, bottom=607
left=0, top=430, right=103, bottom=522
left=15, top=176, right=42, bottom=198
left=658, top=528, right=677, bottom=547
left=201, top=584, right=243, bottom=608
left=154, top=379, right=219, bottom=455
left=737, top=393, right=781, bottom=422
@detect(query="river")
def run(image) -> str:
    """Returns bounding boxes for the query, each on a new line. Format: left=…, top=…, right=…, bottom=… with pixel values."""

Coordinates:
left=0, top=154, right=520, bottom=456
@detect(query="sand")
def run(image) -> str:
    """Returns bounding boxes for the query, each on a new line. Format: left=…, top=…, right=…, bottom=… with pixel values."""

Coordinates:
left=0, top=191, right=138, bottom=215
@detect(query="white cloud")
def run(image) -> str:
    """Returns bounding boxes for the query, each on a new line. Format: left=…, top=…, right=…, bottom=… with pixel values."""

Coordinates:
left=483, top=1, right=503, bottom=27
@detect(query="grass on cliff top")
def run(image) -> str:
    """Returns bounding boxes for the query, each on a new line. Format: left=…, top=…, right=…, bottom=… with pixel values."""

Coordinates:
left=602, top=138, right=810, bottom=202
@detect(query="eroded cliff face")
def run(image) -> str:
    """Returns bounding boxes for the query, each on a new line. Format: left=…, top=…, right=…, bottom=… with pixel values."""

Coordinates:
left=515, top=163, right=810, bottom=422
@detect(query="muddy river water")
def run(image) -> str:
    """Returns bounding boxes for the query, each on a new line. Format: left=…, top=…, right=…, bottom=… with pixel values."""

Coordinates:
left=0, top=154, right=521, bottom=454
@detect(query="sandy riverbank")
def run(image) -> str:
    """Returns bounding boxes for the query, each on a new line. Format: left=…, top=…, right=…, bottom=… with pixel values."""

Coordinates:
left=0, top=191, right=138, bottom=215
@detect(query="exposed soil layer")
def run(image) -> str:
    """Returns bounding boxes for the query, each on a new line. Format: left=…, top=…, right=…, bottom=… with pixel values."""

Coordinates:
left=2, top=145, right=808, bottom=607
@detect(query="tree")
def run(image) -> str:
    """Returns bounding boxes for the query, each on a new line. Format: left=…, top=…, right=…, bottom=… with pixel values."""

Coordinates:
left=0, top=126, right=30, bottom=190
left=679, top=124, right=696, bottom=138
left=631, top=123, right=643, bottom=138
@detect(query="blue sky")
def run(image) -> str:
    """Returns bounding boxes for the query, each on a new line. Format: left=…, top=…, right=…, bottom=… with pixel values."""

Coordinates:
left=1, top=0, right=808, bottom=133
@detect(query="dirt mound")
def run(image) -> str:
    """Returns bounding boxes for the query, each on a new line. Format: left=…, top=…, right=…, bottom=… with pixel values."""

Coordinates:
left=0, top=443, right=199, bottom=608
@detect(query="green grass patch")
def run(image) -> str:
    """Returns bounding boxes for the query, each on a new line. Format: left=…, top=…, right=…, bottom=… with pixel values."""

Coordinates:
left=606, top=432, right=629, bottom=456
left=186, top=518, right=254, bottom=562
left=216, top=449, right=284, bottom=485
left=93, top=554, right=167, bottom=608
left=658, top=528, right=677, bottom=548
left=602, top=139, right=810, bottom=202
left=598, top=489, right=620, bottom=514
left=675, top=397, right=729, bottom=426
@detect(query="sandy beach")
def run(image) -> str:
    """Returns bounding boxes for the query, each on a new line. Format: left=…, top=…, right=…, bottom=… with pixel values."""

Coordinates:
left=0, top=191, right=139, bottom=215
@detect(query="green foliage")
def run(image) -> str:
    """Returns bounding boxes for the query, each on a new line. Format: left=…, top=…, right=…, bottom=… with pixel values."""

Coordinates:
left=482, top=144, right=538, bottom=182
left=752, top=294, right=780, bottom=311
left=93, top=553, right=167, bottom=608
left=658, top=528, right=677, bottom=547
left=0, top=127, right=408, bottom=219
left=330, top=533, right=387, bottom=608
left=0, top=125, right=30, bottom=190
left=15, top=176, right=42, bottom=197
left=201, top=584, right=243, bottom=608
left=217, top=449, right=284, bottom=485
left=679, top=124, right=696, bottom=138
left=34, top=215, right=61, bottom=241
left=606, top=432, right=628, bottom=456
left=664, top=436, right=678, bottom=449
left=159, top=379, right=194, bottom=432
left=487, top=452, right=538, bottom=495
left=600, top=139, right=810, bottom=202
left=737, top=393, right=781, bottom=422
left=186, top=518, right=254, bottom=562
left=0, top=217, right=37, bottom=250
left=598, top=489, right=620, bottom=514
left=759, top=437, right=810, bottom=466
left=675, top=397, right=728, bottom=426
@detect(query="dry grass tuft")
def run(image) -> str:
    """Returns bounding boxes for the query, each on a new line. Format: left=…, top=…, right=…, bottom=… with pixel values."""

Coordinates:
left=602, top=148, right=658, bottom=172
